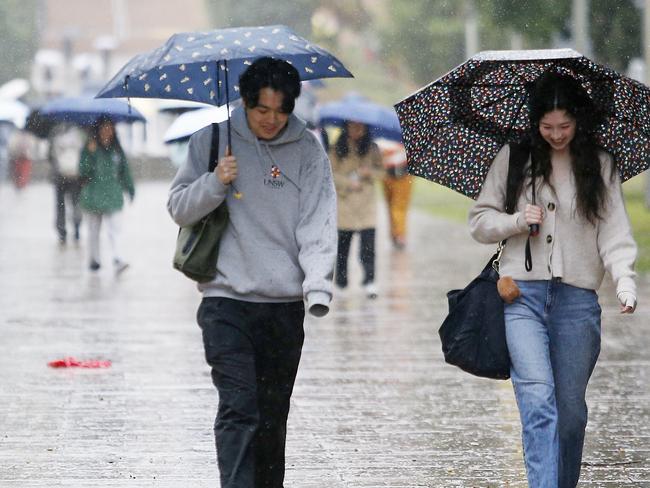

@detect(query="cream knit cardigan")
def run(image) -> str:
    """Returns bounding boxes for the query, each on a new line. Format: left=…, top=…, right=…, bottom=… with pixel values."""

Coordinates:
left=469, top=144, right=637, bottom=298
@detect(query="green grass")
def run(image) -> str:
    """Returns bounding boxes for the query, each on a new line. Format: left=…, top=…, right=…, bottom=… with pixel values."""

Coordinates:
left=623, top=175, right=650, bottom=274
left=410, top=177, right=472, bottom=224
left=411, top=175, right=650, bottom=273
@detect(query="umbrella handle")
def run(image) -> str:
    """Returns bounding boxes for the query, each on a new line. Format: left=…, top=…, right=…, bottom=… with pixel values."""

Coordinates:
left=529, top=224, right=539, bottom=237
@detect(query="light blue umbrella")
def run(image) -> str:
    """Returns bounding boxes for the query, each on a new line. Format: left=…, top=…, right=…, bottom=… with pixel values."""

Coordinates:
left=39, top=97, right=146, bottom=125
left=318, top=93, right=402, bottom=142
left=96, top=25, right=352, bottom=107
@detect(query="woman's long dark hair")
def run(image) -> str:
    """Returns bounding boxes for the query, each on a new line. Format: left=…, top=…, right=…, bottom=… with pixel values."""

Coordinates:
left=335, top=123, right=372, bottom=159
left=516, top=72, right=613, bottom=224
left=89, top=116, right=125, bottom=155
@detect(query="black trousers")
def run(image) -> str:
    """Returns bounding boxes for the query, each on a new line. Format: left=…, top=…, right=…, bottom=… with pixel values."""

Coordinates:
left=335, top=228, right=376, bottom=287
left=197, top=297, right=305, bottom=488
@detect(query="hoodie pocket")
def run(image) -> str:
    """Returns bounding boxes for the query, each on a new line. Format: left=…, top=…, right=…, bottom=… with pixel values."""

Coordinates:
left=235, top=245, right=304, bottom=298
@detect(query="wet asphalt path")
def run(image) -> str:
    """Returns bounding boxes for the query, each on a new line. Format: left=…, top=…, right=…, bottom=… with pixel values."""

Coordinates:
left=0, top=181, right=648, bottom=487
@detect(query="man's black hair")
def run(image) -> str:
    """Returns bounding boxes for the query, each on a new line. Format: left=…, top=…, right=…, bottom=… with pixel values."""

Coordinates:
left=239, top=57, right=301, bottom=114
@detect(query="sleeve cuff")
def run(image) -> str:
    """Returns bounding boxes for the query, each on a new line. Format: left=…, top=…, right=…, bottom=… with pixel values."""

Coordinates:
left=616, top=276, right=637, bottom=297
left=306, top=291, right=331, bottom=318
left=514, top=212, right=529, bottom=233
left=207, top=171, right=228, bottom=199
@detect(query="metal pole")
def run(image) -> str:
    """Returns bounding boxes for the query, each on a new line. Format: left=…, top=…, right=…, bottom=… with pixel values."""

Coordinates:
left=645, top=0, right=650, bottom=85
left=572, top=0, right=591, bottom=56
left=464, top=0, right=479, bottom=58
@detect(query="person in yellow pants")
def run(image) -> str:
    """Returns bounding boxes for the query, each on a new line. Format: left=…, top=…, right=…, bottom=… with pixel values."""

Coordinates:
left=379, top=140, right=412, bottom=250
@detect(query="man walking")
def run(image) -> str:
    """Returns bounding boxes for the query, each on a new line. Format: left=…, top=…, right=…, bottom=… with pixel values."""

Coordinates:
left=48, top=123, right=84, bottom=244
left=167, top=57, right=337, bottom=487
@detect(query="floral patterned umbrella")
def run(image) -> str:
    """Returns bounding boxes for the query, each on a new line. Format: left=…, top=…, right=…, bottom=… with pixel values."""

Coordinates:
left=394, top=48, right=650, bottom=199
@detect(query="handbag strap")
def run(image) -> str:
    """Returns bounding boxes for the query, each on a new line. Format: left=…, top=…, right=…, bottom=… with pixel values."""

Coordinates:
left=208, top=122, right=220, bottom=173
left=493, top=142, right=528, bottom=273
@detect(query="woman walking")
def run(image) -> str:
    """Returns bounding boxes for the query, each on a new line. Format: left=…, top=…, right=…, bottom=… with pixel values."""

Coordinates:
left=330, top=121, right=383, bottom=298
left=79, top=117, right=135, bottom=273
left=469, top=72, right=637, bottom=487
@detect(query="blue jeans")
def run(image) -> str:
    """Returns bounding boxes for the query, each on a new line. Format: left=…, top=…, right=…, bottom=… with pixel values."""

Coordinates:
left=504, top=280, right=601, bottom=488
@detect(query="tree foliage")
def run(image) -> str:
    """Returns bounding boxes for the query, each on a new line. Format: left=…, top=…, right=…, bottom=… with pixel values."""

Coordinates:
left=479, top=0, right=571, bottom=44
left=0, top=0, right=39, bottom=85
left=480, top=0, right=641, bottom=70
left=379, top=0, right=643, bottom=85
left=204, top=0, right=321, bottom=36
left=590, top=0, right=641, bottom=70
left=379, top=0, right=465, bottom=84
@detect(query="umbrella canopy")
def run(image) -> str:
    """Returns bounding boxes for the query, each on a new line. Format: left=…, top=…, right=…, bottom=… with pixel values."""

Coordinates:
left=0, top=99, right=30, bottom=129
left=39, top=97, right=146, bottom=125
left=158, top=99, right=211, bottom=114
left=395, top=48, right=650, bottom=199
left=164, top=105, right=232, bottom=144
left=318, top=94, right=402, bottom=142
left=96, top=25, right=353, bottom=107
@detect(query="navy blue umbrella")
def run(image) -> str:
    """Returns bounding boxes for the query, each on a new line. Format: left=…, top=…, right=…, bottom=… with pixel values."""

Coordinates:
left=39, top=97, right=146, bottom=125
left=96, top=25, right=352, bottom=107
left=318, top=94, right=402, bottom=142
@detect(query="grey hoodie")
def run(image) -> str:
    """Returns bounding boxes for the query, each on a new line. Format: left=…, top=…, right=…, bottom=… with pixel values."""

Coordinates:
left=167, top=106, right=337, bottom=315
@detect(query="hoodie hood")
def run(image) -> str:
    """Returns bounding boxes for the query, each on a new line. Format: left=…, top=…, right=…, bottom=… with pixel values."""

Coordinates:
left=230, top=106, right=306, bottom=146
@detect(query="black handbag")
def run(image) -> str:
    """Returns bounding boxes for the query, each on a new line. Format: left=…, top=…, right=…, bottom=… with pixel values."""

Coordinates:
left=437, top=142, right=531, bottom=380
left=172, top=123, right=229, bottom=283
left=438, top=245, right=510, bottom=379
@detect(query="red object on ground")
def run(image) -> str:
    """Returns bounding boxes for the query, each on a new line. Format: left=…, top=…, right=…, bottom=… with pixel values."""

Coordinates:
left=48, top=357, right=112, bottom=368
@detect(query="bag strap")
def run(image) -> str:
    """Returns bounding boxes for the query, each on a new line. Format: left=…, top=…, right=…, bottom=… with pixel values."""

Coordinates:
left=208, top=123, right=220, bottom=173
left=494, top=142, right=528, bottom=272
left=503, top=141, right=536, bottom=272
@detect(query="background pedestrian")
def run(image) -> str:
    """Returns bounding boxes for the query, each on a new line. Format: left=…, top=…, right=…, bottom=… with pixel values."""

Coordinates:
left=48, top=123, right=85, bottom=245
left=79, top=116, right=134, bottom=273
left=330, top=120, right=383, bottom=298
left=378, top=139, right=412, bottom=250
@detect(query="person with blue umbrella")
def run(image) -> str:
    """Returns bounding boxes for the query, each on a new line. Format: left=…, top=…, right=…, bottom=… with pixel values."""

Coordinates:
left=167, top=57, right=337, bottom=488
left=28, top=97, right=144, bottom=246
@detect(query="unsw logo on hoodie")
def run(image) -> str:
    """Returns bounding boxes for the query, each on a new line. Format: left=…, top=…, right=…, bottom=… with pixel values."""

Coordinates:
left=264, top=164, right=285, bottom=189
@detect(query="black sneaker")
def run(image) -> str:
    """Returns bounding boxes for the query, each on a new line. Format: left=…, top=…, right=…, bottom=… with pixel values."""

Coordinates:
left=89, top=260, right=101, bottom=271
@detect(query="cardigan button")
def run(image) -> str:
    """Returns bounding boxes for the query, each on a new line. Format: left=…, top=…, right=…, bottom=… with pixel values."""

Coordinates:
left=546, top=235, right=553, bottom=243
left=547, top=202, right=556, bottom=211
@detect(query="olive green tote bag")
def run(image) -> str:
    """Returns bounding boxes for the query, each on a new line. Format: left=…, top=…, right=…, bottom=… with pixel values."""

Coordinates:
left=173, top=123, right=228, bottom=282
